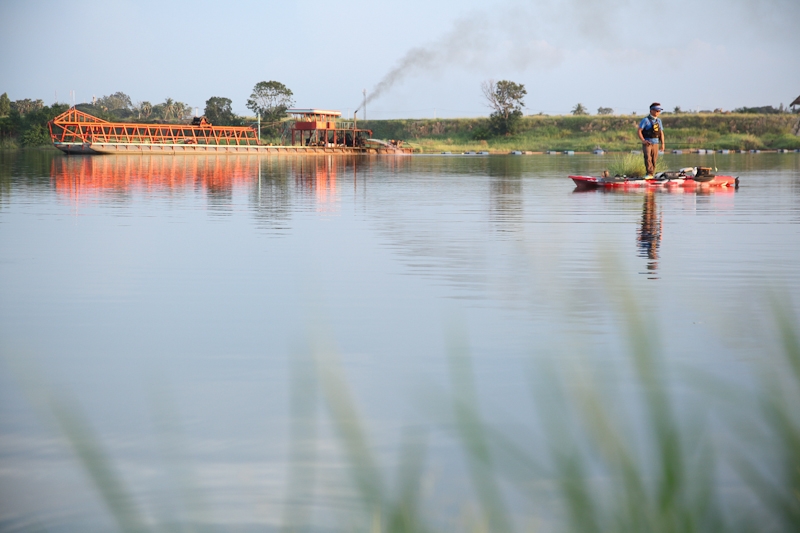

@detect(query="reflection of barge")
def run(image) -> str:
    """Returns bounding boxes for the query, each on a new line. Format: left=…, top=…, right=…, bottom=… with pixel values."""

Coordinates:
left=48, top=107, right=412, bottom=155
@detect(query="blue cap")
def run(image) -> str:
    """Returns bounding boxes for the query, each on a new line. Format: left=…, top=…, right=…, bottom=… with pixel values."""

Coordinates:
left=650, top=104, right=663, bottom=111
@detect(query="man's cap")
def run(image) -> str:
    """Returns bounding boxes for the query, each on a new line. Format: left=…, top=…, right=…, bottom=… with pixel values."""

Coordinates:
left=650, top=103, right=663, bottom=111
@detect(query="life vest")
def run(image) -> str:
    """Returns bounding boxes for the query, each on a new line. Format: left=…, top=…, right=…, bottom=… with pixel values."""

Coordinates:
left=642, top=116, right=661, bottom=139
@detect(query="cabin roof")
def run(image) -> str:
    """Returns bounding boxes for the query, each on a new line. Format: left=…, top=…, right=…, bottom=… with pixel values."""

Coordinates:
left=287, top=109, right=342, bottom=117
left=791, top=95, right=800, bottom=107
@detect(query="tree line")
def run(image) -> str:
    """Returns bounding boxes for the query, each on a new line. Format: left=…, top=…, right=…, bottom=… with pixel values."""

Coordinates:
left=0, top=93, right=69, bottom=147
left=478, top=80, right=798, bottom=139
left=3, top=80, right=796, bottom=147
left=0, top=80, right=296, bottom=147
left=477, top=80, right=613, bottom=138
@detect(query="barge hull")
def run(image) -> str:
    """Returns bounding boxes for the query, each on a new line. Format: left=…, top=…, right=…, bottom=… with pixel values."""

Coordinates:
left=55, top=142, right=412, bottom=155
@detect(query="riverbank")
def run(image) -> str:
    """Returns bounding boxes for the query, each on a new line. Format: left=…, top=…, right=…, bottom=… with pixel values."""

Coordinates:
left=4, top=113, right=798, bottom=154
left=361, top=113, right=800, bottom=153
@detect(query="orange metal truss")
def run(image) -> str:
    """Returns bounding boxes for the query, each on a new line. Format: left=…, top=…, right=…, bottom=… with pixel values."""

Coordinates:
left=48, top=107, right=261, bottom=146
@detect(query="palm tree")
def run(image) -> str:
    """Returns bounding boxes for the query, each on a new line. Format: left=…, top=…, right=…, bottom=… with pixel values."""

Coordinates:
left=162, top=98, right=175, bottom=121
left=571, top=103, right=589, bottom=116
left=134, top=101, right=153, bottom=120
left=173, top=101, right=189, bottom=121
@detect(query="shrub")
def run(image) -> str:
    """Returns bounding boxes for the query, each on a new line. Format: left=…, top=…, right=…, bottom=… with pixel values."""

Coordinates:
left=607, top=152, right=666, bottom=177
left=21, top=125, right=51, bottom=147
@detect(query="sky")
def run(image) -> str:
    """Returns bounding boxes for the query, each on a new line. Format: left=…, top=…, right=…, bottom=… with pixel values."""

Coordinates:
left=1, top=0, right=799, bottom=119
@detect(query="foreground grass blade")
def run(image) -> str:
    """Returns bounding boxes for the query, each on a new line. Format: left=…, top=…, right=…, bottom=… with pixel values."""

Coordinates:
left=447, top=329, right=514, bottom=533
left=315, top=344, right=385, bottom=522
left=49, top=392, right=148, bottom=533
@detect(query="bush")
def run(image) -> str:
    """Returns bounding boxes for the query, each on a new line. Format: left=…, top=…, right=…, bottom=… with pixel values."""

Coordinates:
left=21, top=125, right=52, bottom=147
left=766, top=133, right=800, bottom=150
left=607, top=152, right=666, bottom=177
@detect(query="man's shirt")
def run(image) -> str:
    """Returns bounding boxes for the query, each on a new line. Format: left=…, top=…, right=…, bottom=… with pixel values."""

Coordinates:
left=639, top=115, right=663, bottom=143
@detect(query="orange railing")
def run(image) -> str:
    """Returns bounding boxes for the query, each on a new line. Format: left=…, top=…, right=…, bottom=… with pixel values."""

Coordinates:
left=48, top=107, right=261, bottom=146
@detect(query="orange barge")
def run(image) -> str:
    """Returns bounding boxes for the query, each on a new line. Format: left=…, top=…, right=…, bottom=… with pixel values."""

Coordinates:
left=48, top=107, right=412, bottom=155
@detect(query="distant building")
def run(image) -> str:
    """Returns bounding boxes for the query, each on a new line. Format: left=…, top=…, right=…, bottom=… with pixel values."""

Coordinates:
left=791, top=95, right=800, bottom=111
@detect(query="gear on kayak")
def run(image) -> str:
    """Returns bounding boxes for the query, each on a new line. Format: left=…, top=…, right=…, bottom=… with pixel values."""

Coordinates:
left=570, top=167, right=738, bottom=190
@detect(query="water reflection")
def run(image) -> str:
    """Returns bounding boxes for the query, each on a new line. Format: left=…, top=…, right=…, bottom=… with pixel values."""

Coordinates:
left=487, top=157, right=524, bottom=231
left=251, top=160, right=292, bottom=233
left=575, top=186, right=737, bottom=280
left=637, top=191, right=662, bottom=278
left=51, top=155, right=260, bottom=201
left=292, top=156, right=339, bottom=209
left=3, top=151, right=800, bottom=531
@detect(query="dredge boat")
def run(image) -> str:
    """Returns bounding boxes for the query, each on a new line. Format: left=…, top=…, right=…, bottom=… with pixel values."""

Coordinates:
left=48, top=107, right=412, bottom=155
left=571, top=167, right=738, bottom=191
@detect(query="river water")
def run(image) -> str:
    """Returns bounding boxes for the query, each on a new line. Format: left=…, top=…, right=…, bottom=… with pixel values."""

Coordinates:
left=1, top=151, right=799, bottom=531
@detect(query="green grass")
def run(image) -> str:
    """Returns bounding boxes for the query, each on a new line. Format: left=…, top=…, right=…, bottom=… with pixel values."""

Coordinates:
left=607, top=152, right=667, bottom=178
left=0, top=137, right=20, bottom=150
left=360, top=114, right=800, bottom=153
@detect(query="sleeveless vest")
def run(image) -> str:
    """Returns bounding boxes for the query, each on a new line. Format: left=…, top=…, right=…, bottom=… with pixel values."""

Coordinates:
left=642, top=116, right=661, bottom=139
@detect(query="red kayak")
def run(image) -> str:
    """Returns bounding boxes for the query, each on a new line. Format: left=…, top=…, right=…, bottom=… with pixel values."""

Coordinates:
left=571, top=173, right=738, bottom=191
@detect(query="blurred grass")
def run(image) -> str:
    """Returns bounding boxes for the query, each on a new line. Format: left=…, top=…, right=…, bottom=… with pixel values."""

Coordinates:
left=48, top=392, right=149, bottom=533
left=9, top=297, right=800, bottom=532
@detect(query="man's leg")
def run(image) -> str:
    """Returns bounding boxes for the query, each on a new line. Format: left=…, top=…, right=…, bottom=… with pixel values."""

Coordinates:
left=650, top=143, right=658, bottom=175
left=643, top=143, right=657, bottom=176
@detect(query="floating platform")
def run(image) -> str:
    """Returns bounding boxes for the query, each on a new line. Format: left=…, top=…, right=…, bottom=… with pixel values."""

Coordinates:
left=48, top=107, right=412, bottom=156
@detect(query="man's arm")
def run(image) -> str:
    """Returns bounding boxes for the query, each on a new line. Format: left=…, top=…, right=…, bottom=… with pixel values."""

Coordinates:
left=659, top=124, right=665, bottom=150
left=638, top=127, right=649, bottom=144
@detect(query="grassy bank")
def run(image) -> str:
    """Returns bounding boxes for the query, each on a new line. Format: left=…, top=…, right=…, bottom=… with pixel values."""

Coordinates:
left=361, top=114, right=800, bottom=153
left=3, top=112, right=798, bottom=154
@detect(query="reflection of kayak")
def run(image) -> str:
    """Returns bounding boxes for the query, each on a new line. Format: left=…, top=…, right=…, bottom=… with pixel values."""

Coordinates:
left=571, top=174, right=738, bottom=191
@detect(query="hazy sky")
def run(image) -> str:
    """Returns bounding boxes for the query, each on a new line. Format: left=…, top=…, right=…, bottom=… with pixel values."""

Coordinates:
left=1, top=0, right=798, bottom=119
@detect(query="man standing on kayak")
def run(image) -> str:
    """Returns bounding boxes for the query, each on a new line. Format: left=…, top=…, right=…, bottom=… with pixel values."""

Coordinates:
left=638, top=103, right=665, bottom=179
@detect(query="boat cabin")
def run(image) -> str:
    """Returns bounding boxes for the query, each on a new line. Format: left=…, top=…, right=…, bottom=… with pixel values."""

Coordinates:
left=287, top=108, right=371, bottom=148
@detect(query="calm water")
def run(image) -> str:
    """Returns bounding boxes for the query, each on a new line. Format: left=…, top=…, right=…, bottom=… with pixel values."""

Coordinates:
left=1, top=151, right=799, bottom=531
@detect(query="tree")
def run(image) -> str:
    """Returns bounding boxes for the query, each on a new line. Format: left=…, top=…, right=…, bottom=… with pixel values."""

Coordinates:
left=481, top=79, right=527, bottom=136
left=246, top=81, right=294, bottom=127
left=96, top=92, right=132, bottom=113
left=597, top=107, right=613, bottom=115
left=571, top=103, right=588, bottom=115
left=134, top=101, right=153, bottom=120
left=172, top=101, right=190, bottom=121
left=204, top=96, right=238, bottom=126
left=11, top=98, right=44, bottom=115
left=733, top=105, right=784, bottom=115
left=21, top=124, right=51, bottom=146
left=673, top=106, right=682, bottom=114
left=161, top=98, right=176, bottom=121
left=0, top=93, right=10, bottom=116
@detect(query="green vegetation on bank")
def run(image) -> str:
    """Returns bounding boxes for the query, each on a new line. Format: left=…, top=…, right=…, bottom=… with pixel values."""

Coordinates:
left=362, top=113, right=800, bottom=153
left=2, top=85, right=799, bottom=152
left=0, top=94, right=69, bottom=149
left=0, top=81, right=293, bottom=149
